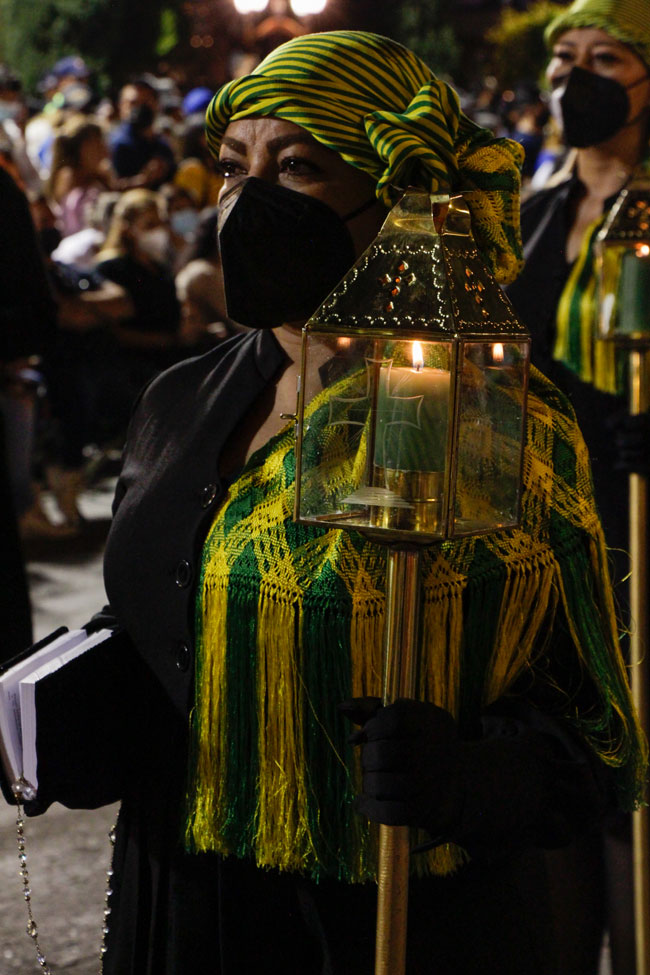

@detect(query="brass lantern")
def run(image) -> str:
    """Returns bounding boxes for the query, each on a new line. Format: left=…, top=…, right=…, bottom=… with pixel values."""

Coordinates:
left=596, top=173, right=650, bottom=344
left=292, top=187, right=531, bottom=975
left=294, top=188, right=530, bottom=544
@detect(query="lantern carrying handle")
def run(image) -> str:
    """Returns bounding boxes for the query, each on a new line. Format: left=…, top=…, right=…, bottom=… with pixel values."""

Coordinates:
left=374, top=545, right=421, bottom=975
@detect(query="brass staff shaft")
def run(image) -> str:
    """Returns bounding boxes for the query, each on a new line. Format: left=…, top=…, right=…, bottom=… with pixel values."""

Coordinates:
left=375, top=547, right=421, bottom=975
left=629, top=349, right=650, bottom=975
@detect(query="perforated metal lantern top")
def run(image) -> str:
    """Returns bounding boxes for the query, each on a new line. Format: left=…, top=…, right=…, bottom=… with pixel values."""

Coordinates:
left=294, top=188, right=530, bottom=543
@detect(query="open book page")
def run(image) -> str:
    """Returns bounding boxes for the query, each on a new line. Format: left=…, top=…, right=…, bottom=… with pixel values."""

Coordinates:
left=19, top=630, right=113, bottom=790
left=0, top=629, right=87, bottom=788
left=0, top=629, right=111, bottom=791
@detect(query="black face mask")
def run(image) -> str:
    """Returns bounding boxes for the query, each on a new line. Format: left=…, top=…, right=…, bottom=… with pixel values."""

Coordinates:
left=128, top=103, right=155, bottom=133
left=218, top=177, right=376, bottom=328
left=553, top=65, right=650, bottom=148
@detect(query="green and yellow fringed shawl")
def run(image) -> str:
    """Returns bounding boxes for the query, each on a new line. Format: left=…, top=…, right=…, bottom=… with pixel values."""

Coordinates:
left=553, top=214, right=622, bottom=394
left=185, top=366, right=647, bottom=882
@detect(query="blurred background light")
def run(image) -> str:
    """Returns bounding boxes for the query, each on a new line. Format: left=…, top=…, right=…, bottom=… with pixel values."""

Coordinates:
left=233, top=0, right=269, bottom=14
left=289, top=0, right=328, bottom=15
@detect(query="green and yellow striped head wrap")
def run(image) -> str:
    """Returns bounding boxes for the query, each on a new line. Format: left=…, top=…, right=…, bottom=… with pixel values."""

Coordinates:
left=546, top=0, right=650, bottom=69
left=205, top=30, right=524, bottom=284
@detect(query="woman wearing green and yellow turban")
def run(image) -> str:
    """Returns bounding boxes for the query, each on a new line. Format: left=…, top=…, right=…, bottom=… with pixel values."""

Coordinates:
left=506, top=2, right=650, bottom=970
left=2, top=30, right=644, bottom=975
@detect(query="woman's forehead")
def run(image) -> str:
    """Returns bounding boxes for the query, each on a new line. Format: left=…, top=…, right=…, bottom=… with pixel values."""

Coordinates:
left=553, top=26, right=633, bottom=51
left=220, top=117, right=320, bottom=153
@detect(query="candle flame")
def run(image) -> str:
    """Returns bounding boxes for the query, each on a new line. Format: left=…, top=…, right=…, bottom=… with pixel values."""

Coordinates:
left=492, top=343, right=504, bottom=364
left=636, top=243, right=650, bottom=257
left=412, top=341, right=424, bottom=372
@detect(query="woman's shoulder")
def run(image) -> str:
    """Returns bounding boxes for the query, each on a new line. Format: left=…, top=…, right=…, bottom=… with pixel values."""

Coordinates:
left=517, top=174, right=578, bottom=252
left=521, top=177, right=573, bottom=219
left=139, top=329, right=264, bottom=404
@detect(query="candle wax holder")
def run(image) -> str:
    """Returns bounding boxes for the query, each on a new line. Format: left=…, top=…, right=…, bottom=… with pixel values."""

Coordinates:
left=370, top=468, right=444, bottom=533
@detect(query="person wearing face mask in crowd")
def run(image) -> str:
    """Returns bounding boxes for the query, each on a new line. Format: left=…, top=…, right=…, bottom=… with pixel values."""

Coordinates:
left=1, top=31, right=646, bottom=975
left=160, top=182, right=202, bottom=273
left=505, top=1, right=650, bottom=971
left=94, top=189, right=183, bottom=380
left=109, top=80, right=176, bottom=191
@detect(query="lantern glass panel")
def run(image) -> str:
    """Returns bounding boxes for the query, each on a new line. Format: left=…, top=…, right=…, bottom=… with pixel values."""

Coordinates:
left=453, top=340, right=528, bottom=535
left=595, top=179, right=650, bottom=343
left=598, top=241, right=650, bottom=341
left=296, top=331, right=455, bottom=541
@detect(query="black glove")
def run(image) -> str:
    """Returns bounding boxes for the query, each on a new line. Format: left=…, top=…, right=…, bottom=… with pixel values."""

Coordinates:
left=606, top=409, right=650, bottom=475
left=338, top=697, right=459, bottom=835
left=339, top=697, right=610, bottom=855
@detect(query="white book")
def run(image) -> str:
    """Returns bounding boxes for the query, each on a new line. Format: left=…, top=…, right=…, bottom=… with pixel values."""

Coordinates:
left=0, top=628, right=113, bottom=793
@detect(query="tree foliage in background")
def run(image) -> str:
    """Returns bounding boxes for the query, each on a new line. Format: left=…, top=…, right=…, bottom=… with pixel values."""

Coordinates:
left=372, top=0, right=460, bottom=80
left=0, top=0, right=461, bottom=97
left=486, top=1, right=565, bottom=90
left=0, top=0, right=187, bottom=94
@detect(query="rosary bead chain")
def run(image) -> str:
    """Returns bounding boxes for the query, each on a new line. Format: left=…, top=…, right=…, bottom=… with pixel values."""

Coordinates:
left=15, top=803, right=52, bottom=975
left=13, top=783, right=117, bottom=975
left=98, top=824, right=117, bottom=973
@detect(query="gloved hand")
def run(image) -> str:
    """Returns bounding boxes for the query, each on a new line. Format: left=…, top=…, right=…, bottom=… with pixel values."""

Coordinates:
left=339, top=697, right=609, bottom=855
left=338, top=697, right=459, bottom=835
left=606, top=410, right=650, bottom=475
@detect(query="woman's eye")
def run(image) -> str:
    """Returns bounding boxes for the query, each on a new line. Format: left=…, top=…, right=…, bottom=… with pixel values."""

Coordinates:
left=216, top=159, right=245, bottom=179
left=592, top=52, right=620, bottom=67
left=553, top=49, right=574, bottom=63
left=279, top=156, right=320, bottom=176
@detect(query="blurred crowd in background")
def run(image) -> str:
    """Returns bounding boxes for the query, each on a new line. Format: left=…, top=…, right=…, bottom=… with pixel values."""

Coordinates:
left=1, top=56, right=235, bottom=542
left=0, top=48, right=566, bottom=543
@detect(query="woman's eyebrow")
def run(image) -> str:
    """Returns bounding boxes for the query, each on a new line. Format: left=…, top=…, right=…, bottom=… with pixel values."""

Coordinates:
left=220, top=136, right=247, bottom=154
left=267, top=133, right=319, bottom=152
left=220, top=132, right=319, bottom=155
left=555, top=39, right=623, bottom=51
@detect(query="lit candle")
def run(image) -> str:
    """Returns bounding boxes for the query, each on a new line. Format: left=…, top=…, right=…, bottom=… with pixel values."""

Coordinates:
left=482, top=341, right=508, bottom=388
left=375, top=342, right=451, bottom=472
left=618, top=244, right=650, bottom=335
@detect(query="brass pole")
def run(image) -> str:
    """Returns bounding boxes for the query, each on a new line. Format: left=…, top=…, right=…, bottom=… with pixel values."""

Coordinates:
left=629, top=348, right=650, bottom=975
left=375, top=546, right=421, bottom=975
